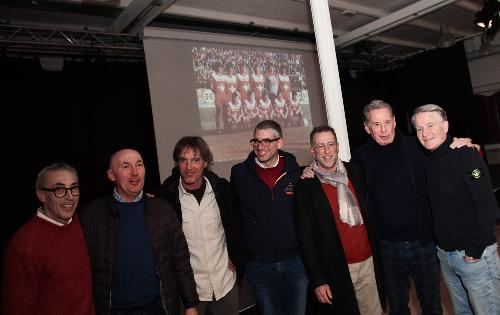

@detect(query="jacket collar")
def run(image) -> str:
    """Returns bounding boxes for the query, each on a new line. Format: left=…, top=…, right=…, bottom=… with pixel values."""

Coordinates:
left=244, top=149, right=299, bottom=173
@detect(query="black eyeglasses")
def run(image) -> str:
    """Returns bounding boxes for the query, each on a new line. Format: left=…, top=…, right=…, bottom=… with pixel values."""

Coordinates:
left=250, top=137, right=281, bottom=147
left=41, top=186, right=80, bottom=198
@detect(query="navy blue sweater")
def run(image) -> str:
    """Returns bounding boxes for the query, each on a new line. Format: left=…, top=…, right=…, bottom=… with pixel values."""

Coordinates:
left=111, top=199, right=160, bottom=308
left=353, top=130, right=433, bottom=245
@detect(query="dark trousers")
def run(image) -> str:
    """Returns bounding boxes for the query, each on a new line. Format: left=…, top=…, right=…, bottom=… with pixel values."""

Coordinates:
left=380, top=240, right=442, bottom=315
left=110, top=297, right=165, bottom=315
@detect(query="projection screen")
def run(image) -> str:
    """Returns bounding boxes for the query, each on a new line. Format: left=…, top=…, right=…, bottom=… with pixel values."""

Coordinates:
left=143, top=27, right=329, bottom=180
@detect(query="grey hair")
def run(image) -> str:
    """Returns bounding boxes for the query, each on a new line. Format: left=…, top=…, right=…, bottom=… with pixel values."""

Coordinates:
left=254, top=120, right=282, bottom=138
left=363, top=99, right=394, bottom=124
left=411, top=104, right=448, bottom=127
left=36, top=162, right=78, bottom=190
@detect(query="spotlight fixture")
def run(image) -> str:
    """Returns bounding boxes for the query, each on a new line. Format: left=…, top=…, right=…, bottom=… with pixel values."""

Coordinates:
left=474, top=0, right=500, bottom=36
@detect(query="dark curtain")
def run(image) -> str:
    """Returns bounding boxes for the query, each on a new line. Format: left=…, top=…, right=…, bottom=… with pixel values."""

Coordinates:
left=5, top=57, right=159, bottom=263
left=341, top=42, right=479, bottom=150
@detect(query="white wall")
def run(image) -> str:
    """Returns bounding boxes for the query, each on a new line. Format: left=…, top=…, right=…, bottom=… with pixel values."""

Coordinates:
left=468, top=53, right=500, bottom=96
left=465, top=33, right=500, bottom=96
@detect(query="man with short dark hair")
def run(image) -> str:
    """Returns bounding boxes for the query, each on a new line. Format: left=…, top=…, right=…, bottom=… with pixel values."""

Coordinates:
left=231, top=120, right=308, bottom=315
left=80, top=148, right=198, bottom=315
left=294, top=126, right=385, bottom=315
left=155, top=136, right=246, bottom=315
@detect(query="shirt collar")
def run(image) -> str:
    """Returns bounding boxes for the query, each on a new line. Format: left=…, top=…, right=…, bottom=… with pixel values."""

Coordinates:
left=178, top=176, right=213, bottom=196
left=113, top=188, right=143, bottom=202
left=37, top=207, right=71, bottom=226
left=255, top=155, right=281, bottom=169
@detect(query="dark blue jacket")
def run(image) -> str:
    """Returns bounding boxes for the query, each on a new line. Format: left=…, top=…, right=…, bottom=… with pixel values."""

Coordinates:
left=231, top=150, right=301, bottom=262
left=352, top=130, right=433, bottom=245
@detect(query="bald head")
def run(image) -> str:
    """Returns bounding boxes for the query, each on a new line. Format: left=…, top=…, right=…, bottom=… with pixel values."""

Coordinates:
left=109, top=149, right=140, bottom=168
left=107, top=149, right=146, bottom=202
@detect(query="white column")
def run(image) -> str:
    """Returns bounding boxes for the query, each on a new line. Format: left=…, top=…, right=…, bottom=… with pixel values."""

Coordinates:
left=310, top=0, right=351, bottom=161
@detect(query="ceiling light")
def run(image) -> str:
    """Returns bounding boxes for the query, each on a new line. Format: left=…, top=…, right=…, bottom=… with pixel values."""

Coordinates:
left=474, top=0, right=500, bottom=36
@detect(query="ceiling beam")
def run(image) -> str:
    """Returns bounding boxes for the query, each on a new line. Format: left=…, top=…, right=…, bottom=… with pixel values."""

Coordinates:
left=129, top=0, right=177, bottom=34
left=108, top=0, right=177, bottom=34
left=152, top=1, right=465, bottom=51
left=329, top=0, right=470, bottom=37
left=371, top=34, right=435, bottom=49
left=333, top=0, right=460, bottom=49
left=329, top=0, right=385, bottom=17
left=454, top=0, right=482, bottom=12
left=164, top=5, right=314, bottom=33
left=108, top=0, right=155, bottom=33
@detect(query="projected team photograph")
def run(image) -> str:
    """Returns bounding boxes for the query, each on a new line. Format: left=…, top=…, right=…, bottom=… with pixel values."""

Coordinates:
left=192, top=46, right=313, bottom=134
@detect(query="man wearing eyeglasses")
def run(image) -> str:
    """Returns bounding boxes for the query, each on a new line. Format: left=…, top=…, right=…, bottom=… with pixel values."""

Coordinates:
left=294, top=126, right=385, bottom=315
left=230, top=120, right=308, bottom=315
left=3, top=162, right=95, bottom=315
left=79, top=148, right=199, bottom=315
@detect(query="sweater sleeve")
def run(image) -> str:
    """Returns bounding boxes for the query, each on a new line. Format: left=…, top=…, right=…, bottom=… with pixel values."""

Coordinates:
left=460, top=149, right=500, bottom=258
left=293, top=179, right=326, bottom=289
left=2, top=235, right=40, bottom=315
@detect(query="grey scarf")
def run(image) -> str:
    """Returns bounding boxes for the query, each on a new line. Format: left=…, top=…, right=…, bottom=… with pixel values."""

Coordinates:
left=311, top=160, right=364, bottom=227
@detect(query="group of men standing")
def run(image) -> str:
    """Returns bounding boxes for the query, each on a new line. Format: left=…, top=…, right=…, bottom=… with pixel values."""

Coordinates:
left=3, top=100, right=499, bottom=315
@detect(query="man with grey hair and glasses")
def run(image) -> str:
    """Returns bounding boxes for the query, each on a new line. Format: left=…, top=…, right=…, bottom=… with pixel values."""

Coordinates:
left=412, top=104, right=500, bottom=315
left=3, top=162, right=95, bottom=315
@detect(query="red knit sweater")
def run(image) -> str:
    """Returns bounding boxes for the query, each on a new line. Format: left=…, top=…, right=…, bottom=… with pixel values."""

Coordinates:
left=2, top=214, right=95, bottom=315
left=321, top=181, right=372, bottom=264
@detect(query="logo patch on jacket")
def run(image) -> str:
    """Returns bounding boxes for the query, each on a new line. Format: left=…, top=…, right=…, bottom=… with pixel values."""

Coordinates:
left=469, top=168, right=482, bottom=180
left=285, top=182, right=294, bottom=195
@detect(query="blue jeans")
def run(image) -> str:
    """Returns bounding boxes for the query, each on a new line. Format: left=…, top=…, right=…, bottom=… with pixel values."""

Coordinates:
left=246, top=255, right=308, bottom=315
left=437, top=243, right=500, bottom=315
left=380, top=240, right=442, bottom=315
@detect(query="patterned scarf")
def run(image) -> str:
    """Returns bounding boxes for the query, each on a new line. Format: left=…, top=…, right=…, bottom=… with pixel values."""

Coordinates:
left=311, top=160, right=364, bottom=227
